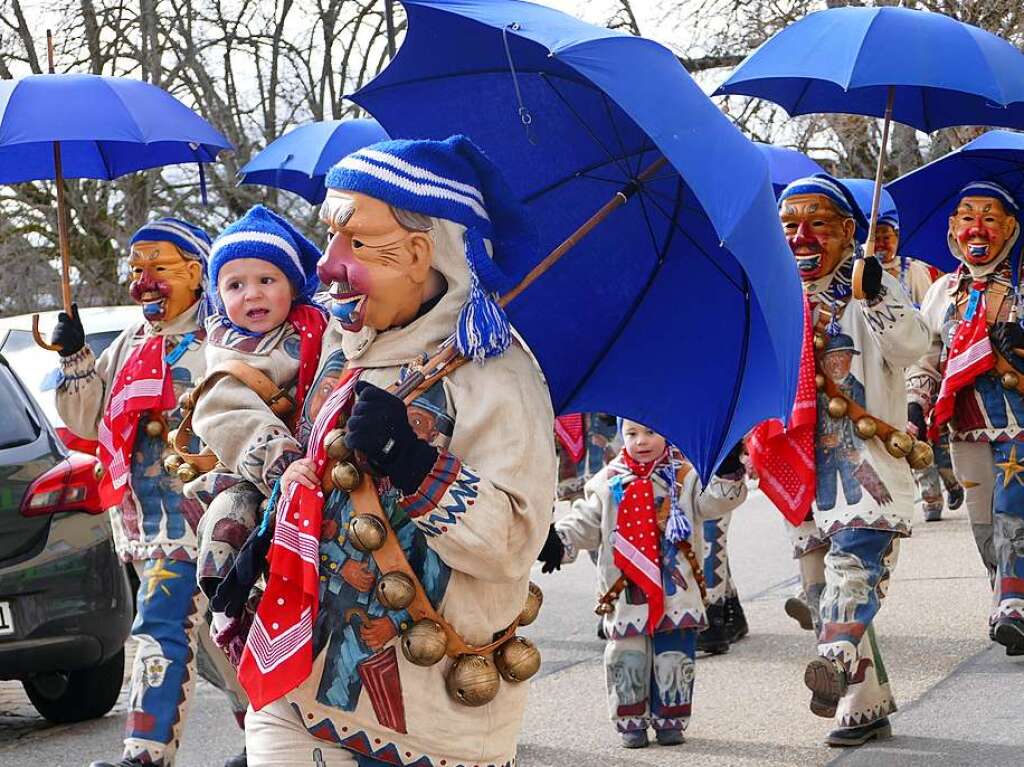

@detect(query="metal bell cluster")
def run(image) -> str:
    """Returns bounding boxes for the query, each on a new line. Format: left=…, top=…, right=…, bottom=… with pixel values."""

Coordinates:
left=162, top=429, right=199, bottom=482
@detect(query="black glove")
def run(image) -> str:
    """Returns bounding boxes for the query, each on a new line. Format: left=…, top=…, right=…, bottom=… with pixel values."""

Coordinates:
left=860, top=255, right=884, bottom=302
left=991, top=322, right=1024, bottom=372
left=538, top=524, right=564, bottom=574
left=907, top=402, right=928, bottom=440
left=345, top=381, right=438, bottom=494
left=51, top=302, right=85, bottom=357
left=715, top=440, right=746, bottom=477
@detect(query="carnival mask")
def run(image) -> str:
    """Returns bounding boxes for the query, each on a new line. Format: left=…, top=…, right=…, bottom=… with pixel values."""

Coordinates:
left=317, top=190, right=435, bottom=332
left=949, top=196, right=1018, bottom=269
left=874, top=224, right=900, bottom=270
left=779, top=194, right=856, bottom=284
left=128, top=241, right=203, bottom=323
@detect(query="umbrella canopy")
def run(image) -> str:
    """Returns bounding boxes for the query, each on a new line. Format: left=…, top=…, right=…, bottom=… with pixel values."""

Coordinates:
left=239, top=118, right=389, bottom=204
left=887, top=130, right=1024, bottom=272
left=840, top=177, right=897, bottom=242
left=756, top=142, right=825, bottom=196
left=351, top=0, right=802, bottom=480
left=716, top=6, right=1024, bottom=133
left=0, top=73, right=231, bottom=183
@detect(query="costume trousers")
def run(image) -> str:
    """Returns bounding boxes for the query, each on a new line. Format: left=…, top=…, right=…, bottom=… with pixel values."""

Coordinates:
left=124, top=559, right=248, bottom=765
left=246, top=699, right=394, bottom=767
left=604, top=628, right=697, bottom=734
left=703, top=512, right=736, bottom=606
left=818, top=529, right=899, bottom=730
left=913, top=438, right=958, bottom=517
left=950, top=440, right=1024, bottom=622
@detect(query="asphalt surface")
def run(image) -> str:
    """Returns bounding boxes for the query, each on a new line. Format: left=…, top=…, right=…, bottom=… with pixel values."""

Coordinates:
left=2, top=487, right=1021, bottom=766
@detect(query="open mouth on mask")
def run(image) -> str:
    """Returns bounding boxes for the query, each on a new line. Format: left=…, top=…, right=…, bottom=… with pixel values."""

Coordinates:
left=796, top=253, right=822, bottom=275
left=140, top=291, right=166, bottom=319
left=328, top=281, right=366, bottom=330
left=967, top=243, right=990, bottom=260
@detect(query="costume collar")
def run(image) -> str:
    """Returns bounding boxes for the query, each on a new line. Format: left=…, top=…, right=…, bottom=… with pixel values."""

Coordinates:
left=145, top=300, right=201, bottom=337
left=803, top=251, right=854, bottom=303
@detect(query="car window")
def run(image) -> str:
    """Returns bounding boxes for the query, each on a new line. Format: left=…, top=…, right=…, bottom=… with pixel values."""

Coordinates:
left=87, top=330, right=120, bottom=359
left=0, top=362, right=39, bottom=449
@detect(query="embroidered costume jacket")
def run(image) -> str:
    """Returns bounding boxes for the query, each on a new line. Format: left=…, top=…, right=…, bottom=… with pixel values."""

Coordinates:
left=56, top=303, right=206, bottom=563
left=908, top=266, right=1024, bottom=443
left=555, top=454, right=746, bottom=638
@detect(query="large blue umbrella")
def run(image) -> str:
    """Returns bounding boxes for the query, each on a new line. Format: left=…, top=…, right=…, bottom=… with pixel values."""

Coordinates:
left=716, top=6, right=1024, bottom=300
left=239, top=118, right=388, bottom=204
left=887, top=130, right=1024, bottom=272
left=756, top=142, right=825, bottom=196
left=351, top=0, right=803, bottom=479
left=840, top=177, right=897, bottom=240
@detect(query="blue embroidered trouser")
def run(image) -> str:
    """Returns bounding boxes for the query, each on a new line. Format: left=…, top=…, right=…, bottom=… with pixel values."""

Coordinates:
left=818, top=529, right=899, bottom=730
left=703, top=513, right=736, bottom=606
left=604, top=628, right=697, bottom=733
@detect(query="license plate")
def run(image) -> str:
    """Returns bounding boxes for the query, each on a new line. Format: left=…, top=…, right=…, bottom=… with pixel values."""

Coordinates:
left=0, top=602, right=13, bottom=636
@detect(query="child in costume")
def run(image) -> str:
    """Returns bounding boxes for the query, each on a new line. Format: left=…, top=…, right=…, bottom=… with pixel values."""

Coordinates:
left=182, top=205, right=327, bottom=655
left=538, top=420, right=746, bottom=748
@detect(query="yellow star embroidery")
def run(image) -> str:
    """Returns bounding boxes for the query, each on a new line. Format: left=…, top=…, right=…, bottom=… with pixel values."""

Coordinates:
left=995, top=444, right=1024, bottom=488
left=142, top=559, right=181, bottom=600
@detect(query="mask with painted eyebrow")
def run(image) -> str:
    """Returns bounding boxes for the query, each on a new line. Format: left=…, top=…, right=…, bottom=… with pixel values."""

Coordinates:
left=320, top=196, right=356, bottom=230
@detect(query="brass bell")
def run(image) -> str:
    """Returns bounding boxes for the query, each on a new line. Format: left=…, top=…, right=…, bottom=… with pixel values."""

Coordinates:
left=400, top=619, right=447, bottom=666
left=145, top=419, right=164, bottom=438
left=166, top=428, right=179, bottom=447
left=348, top=514, right=386, bottom=552
left=813, top=333, right=826, bottom=351
left=445, top=654, right=500, bottom=707
left=494, top=636, right=541, bottom=683
left=93, top=462, right=105, bottom=481
left=324, top=428, right=350, bottom=461
left=1002, top=371, right=1020, bottom=390
left=163, top=453, right=184, bottom=474
left=376, top=572, right=416, bottom=610
left=908, top=440, right=935, bottom=471
left=827, top=397, right=848, bottom=419
left=885, top=430, right=914, bottom=458
left=331, top=462, right=362, bottom=493
left=176, top=462, right=198, bottom=483
left=518, top=582, right=543, bottom=627
left=595, top=601, right=614, bottom=616
left=177, top=390, right=194, bottom=411
left=854, top=416, right=877, bottom=440
left=814, top=373, right=826, bottom=391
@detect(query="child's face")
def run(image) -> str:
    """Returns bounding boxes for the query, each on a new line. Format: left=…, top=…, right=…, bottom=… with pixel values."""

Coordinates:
left=217, top=258, right=294, bottom=334
left=621, top=420, right=666, bottom=464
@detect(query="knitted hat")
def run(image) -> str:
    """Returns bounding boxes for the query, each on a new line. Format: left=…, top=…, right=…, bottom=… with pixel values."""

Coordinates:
left=130, top=217, right=212, bottom=262
left=325, top=135, right=536, bottom=361
left=780, top=174, right=870, bottom=243
left=208, top=205, right=321, bottom=309
left=956, top=181, right=1019, bottom=213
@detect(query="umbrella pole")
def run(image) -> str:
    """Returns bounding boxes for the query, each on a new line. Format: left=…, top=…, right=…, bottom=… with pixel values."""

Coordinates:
left=32, top=29, right=73, bottom=352
left=852, top=85, right=895, bottom=300
left=392, top=155, right=669, bottom=401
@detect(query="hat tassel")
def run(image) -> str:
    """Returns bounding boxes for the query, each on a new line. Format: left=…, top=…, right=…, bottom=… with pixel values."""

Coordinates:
left=456, top=230, right=513, bottom=361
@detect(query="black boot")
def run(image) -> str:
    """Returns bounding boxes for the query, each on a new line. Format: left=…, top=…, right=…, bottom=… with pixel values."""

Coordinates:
left=825, top=716, right=892, bottom=747
left=697, top=601, right=730, bottom=655
left=224, top=748, right=247, bottom=767
left=993, top=617, right=1024, bottom=656
left=89, top=759, right=150, bottom=767
left=725, top=594, right=749, bottom=643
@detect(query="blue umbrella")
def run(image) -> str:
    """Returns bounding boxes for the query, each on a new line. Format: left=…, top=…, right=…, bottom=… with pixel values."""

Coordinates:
left=887, top=130, right=1024, bottom=272
left=351, top=0, right=802, bottom=480
left=716, top=6, right=1024, bottom=300
left=239, top=118, right=389, bottom=204
left=755, top=142, right=825, bottom=196
left=840, top=177, right=897, bottom=241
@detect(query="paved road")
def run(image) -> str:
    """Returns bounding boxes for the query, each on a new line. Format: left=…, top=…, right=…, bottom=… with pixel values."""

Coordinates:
left=2, top=487, right=1021, bottom=766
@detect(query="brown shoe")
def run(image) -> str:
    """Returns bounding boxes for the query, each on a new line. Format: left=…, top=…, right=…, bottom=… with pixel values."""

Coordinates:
left=804, top=656, right=848, bottom=718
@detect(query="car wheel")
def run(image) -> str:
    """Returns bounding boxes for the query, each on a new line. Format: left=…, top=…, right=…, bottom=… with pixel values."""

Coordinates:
left=22, top=647, right=125, bottom=723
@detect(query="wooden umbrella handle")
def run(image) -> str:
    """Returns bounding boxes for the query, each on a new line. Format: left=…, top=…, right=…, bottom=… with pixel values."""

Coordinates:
left=32, top=314, right=62, bottom=353
left=852, top=86, right=895, bottom=301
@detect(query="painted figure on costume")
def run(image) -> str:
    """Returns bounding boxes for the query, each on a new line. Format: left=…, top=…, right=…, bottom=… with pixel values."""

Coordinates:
left=748, top=174, right=929, bottom=748
left=539, top=420, right=747, bottom=749
left=907, top=180, right=1024, bottom=656
left=238, top=137, right=556, bottom=767
left=51, top=219, right=248, bottom=767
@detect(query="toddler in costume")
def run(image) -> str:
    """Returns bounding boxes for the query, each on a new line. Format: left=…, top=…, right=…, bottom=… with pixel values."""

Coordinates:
left=183, top=205, right=327, bottom=657
left=538, top=419, right=746, bottom=748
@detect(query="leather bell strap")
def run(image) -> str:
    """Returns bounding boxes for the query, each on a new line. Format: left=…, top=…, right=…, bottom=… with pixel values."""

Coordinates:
left=990, top=350, right=1024, bottom=397
left=173, top=360, right=296, bottom=473
left=349, top=473, right=518, bottom=658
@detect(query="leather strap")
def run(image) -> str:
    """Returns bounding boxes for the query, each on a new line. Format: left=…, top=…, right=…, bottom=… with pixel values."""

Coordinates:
left=350, top=473, right=517, bottom=658
left=173, top=360, right=295, bottom=472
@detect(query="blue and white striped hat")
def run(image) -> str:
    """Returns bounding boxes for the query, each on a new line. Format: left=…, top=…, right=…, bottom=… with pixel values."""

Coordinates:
left=325, top=135, right=536, bottom=361
left=208, top=205, right=321, bottom=309
left=130, top=217, right=212, bottom=262
left=956, top=181, right=1019, bottom=213
left=780, top=173, right=870, bottom=243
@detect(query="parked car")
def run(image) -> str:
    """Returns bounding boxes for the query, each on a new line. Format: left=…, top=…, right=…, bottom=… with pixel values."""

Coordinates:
left=0, top=352, right=133, bottom=723
left=0, top=306, right=138, bottom=452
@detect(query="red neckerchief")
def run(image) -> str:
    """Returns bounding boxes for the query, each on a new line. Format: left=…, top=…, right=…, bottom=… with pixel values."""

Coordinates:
left=747, top=296, right=816, bottom=525
left=930, top=280, right=995, bottom=441
left=614, top=446, right=669, bottom=635
left=554, top=413, right=586, bottom=464
left=239, top=367, right=361, bottom=710
left=97, top=335, right=176, bottom=507
left=287, top=304, right=328, bottom=431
